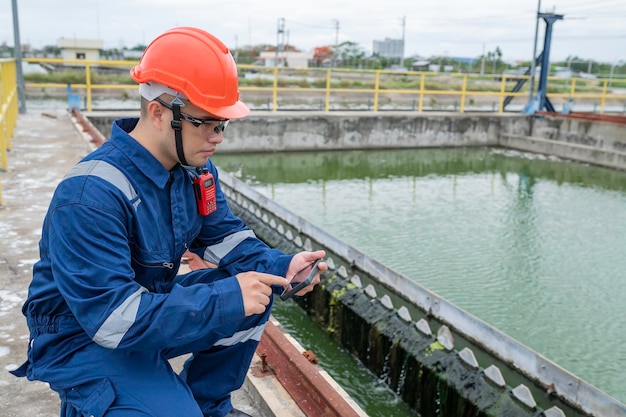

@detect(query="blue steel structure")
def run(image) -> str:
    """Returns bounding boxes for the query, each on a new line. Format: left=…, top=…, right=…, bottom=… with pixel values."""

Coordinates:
left=502, top=52, right=543, bottom=110
left=523, top=13, right=564, bottom=114
left=501, top=12, right=564, bottom=114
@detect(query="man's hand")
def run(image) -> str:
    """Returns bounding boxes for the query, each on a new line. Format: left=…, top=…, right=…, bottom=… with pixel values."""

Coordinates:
left=285, top=250, right=328, bottom=297
left=235, top=272, right=287, bottom=316
left=182, top=250, right=216, bottom=270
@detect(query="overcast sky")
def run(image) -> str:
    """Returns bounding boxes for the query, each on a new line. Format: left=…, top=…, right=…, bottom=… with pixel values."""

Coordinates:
left=2, top=0, right=625, bottom=64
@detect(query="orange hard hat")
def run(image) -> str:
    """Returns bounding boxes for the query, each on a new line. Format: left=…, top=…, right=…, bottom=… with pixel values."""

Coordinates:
left=130, top=27, right=249, bottom=119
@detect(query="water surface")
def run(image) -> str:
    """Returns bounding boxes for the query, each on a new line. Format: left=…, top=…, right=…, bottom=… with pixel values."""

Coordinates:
left=214, top=147, right=626, bottom=407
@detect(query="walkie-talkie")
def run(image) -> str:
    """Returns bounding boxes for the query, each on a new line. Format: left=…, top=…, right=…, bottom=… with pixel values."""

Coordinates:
left=193, top=168, right=217, bottom=216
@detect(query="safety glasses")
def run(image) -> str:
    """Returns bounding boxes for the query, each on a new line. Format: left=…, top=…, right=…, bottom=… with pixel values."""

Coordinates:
left=155, top=98, right=229, bottom=136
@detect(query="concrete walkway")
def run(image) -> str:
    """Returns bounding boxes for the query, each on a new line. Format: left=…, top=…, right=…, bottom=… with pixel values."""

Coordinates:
left=0, top=110, right=305, bottom=417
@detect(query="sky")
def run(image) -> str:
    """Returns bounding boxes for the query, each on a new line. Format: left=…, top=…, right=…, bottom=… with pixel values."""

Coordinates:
left=1, top=0, right=625, bottom=65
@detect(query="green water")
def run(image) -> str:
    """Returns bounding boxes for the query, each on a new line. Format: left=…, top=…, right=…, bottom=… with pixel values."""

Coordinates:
left=213, top=147, right=626, bottom=411
left=270, top=299, right=416, bottom=417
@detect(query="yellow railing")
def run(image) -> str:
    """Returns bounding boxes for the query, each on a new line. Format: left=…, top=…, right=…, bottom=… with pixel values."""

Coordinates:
left=21, top=58, right=626, bottom=114
left=234, top=64, right=626, bottom=114
left=0, top=58, right=19, bottom=205
left=23, top=58, right=137, bottom=112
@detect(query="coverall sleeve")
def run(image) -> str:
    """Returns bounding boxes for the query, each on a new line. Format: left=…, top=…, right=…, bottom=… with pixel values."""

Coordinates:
left=189, top=161, right=293, bottom=278
left=48, top=197, right=247, bottom=351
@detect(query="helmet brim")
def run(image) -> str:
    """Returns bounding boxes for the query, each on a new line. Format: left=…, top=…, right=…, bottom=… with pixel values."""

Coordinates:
left=203, top=99, right=250, bottom=120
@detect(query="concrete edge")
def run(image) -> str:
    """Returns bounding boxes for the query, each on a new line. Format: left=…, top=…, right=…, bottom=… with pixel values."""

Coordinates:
left=241, top=316, right=369, bottom=417
left=243, top=352, right=306, bottom=417
left=278, top=329, right=369, bottom=417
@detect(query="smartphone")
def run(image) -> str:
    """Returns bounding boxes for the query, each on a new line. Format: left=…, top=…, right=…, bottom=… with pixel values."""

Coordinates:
left=280, top=258, right=323, bottom=301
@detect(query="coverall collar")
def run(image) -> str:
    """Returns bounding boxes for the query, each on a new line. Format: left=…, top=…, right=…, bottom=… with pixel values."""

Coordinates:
left=111, top=118, right=174, bottom=190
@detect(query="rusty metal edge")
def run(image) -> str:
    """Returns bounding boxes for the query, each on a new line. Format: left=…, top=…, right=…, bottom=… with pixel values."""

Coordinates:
left=71, top=108, right=107, bottom=146
left=256, top=319, right=363, bottom=417
left=536, top=110, right=626, bottom=125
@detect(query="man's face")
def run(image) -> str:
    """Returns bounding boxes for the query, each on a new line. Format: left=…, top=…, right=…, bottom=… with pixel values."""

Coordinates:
left=181, top=104, right=226, bottom=167
left=159, top=100, right=227, bottom=168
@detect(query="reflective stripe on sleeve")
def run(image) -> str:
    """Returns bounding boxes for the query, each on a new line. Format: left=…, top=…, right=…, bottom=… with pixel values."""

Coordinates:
left=64, top=160, right=140, bottom=209
left=93, top=287, right=148, bottom=348
left=203, top=230, right=256, bottom=265
left=213, top=323, right=267, bottom=347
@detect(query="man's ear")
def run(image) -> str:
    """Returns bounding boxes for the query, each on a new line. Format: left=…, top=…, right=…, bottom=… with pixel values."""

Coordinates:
left=147, top=100, right=167, bottom=130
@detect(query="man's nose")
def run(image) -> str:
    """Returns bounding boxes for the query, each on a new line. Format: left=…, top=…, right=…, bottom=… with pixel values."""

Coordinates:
left=209, top=131, right=224, bottom=143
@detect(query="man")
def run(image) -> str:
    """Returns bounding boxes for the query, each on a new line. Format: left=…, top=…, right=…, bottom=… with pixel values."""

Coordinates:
left=11, top=27, right=326, bottom=417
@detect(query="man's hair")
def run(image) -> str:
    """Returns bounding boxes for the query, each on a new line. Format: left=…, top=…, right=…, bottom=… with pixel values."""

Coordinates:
left=140, top=97, right=150, bottom=117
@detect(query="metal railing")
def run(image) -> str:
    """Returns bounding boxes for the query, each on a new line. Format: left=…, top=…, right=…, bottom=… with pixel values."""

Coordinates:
left=0, top=58, right=19, bottom=205
left=23, top=58, right=137, bottom=112
left=19, top=58, right=626, bottom=114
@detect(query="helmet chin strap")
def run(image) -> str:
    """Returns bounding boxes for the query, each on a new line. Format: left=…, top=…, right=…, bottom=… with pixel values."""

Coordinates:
left=169, top=96, right=189, bottom=166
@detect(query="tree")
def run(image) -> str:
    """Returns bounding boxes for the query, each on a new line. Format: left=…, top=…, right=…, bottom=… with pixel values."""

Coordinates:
left=334, top=41, right=365, bottom=68
left=485, top=47, right=503, bottom=74
left=491, top=46, right=502, bottom=74
left=232, top=44, right=273, bottom=65
left=43, top=45, right=61, bottom=57
left=486, top=51, right=494, bottom=73
left=312, top=46, right=333, bottom=67
left=129, top=44, right=147, bottom=52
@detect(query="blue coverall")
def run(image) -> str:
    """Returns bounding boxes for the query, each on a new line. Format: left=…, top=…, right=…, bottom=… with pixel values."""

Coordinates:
left=11, top=118, right=293, bottom=417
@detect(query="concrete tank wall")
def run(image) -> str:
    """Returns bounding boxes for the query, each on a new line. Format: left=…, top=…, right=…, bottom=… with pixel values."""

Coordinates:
left=89, top=111, right=625, bottom=171
left=219, top=112, right=529, bottom=152
left=88, top=111, right=530, bottom=151
left=501, top=116, right=626, bottom=171
left=531, top=116, right=626, bottom=146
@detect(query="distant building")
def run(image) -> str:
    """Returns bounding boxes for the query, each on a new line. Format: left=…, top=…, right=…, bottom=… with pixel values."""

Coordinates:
left=411, top=59, right=430, bottom=71
left=373, top=38, right=404, bottom=59
left=57, top=38, right=104, bottom=61
left=257, top=51, right=311, bottom=68
left=554, top=66, right=574, bottom=79
left=426, top=64, right=454, bottom=72
left=450, top=57, right=476, bottom=65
